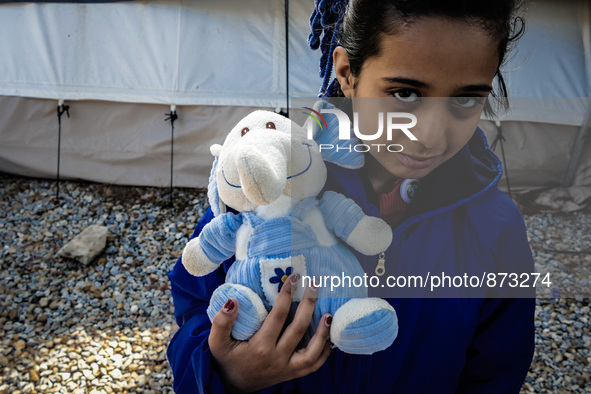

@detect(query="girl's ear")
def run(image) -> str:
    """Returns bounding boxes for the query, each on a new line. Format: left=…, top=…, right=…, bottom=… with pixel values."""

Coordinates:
left=333, top=46, right=355, bottom=98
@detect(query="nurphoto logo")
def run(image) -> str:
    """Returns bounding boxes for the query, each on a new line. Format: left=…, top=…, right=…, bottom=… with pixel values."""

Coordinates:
left=303, top=106, right=418, bottom=153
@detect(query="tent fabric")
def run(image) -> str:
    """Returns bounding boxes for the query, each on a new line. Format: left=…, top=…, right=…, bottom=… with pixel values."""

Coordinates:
left=0, top=0, right=322, bottom=108
left=480, top=120, right=591, bottom=194
left=0, top=0, right=588, bottom=113
left=495, top=0, right=591, bottom=124
left=0, top=95, right=264, bottom=188
left=2, top=95, right=590, bottom=193
left=503, top=0, right=590, bottom=99
left=0, top=1, right=134, bottom=3
left=0, top=0, right=590, bottom=194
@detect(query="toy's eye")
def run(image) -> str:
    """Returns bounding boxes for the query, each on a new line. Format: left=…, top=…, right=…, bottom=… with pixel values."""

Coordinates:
left=241, top=127, right=250, bottom=136
left=266, top=122, right=276, bottom=130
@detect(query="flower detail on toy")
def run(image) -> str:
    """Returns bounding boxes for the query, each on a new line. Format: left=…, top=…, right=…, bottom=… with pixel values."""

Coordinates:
left=269, top=267, right=292, bottom=292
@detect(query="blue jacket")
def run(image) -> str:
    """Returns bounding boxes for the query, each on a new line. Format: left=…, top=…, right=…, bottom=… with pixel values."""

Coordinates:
left=167, top=128, right=535, bottom=393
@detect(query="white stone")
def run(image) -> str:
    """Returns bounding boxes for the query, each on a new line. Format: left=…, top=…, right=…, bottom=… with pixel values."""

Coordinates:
left=56, top=225, right=109, bottom=265
left=109, top=368, right=122, bottom=380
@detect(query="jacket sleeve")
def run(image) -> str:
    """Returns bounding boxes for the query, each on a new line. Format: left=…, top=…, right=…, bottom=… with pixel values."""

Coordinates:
left=167, top=207, right=234, bottom=394
left=456, top=198, right=535, bottom=393
left=455, top=297, right=535, bottom=393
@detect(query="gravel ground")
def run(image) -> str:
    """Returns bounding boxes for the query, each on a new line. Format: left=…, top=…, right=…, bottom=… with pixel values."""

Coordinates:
left=520, top=205, right=591, bottom=393
left=0, top=174, right=589, bottom=393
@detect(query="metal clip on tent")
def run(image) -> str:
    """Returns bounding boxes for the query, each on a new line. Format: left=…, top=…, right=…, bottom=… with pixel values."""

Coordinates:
left=56, top=100, right=70, bottom=201
left=490, top=120, right=513, bottom=200
left=165, top=105, right=178, bottom=205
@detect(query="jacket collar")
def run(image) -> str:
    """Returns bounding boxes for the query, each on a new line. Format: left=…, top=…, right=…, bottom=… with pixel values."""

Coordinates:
left=404, top=127, right=502, bottom=217
left=324, top=127, right=502, bottom=220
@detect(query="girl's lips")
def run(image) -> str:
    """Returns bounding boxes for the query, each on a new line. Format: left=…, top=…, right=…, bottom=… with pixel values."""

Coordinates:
left=398, top=153, right=438, bottom=169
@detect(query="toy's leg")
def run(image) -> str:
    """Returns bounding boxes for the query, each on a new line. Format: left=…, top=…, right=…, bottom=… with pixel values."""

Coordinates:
left=207, top=283, right=268, bottom=341
left=330, top=298, right=398, bottom=355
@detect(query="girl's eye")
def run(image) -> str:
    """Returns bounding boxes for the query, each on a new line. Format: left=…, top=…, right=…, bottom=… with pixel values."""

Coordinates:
left=453, top=97, right=477, bottom=108
left=266, top=122, right=276, bottom=129
left=391, top=89, right=420, bottom=103
left=452, top=97, right=485, bottom=109
left=241, top=127, right=249, bottom=136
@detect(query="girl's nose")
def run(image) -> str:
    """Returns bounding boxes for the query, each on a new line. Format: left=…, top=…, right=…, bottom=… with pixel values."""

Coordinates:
left=409, top=101, right=450, bottom=152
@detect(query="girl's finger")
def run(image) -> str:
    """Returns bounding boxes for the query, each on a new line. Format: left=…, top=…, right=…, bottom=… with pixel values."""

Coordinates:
left=300, top=314, right=332, bottom=362
left=289, top=314, right=332, bottom=373
left=277, top=284, right=319, bottom=352
left=208, top=298, right=239, bottom=357
left=256, top=273, right=298, bottom=342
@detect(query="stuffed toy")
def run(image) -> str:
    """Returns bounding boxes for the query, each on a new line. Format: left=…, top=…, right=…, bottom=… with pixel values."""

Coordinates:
left=182, top=109, right=398, bottom=354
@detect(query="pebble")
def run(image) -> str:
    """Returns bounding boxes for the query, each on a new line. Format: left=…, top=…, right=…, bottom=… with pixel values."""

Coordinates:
left=518, top=207, right=591, bottom=393
left=14, top=340, right=26, bottom=351
left=1, top=175, right=590, bottom=393
left=0, top=176, right=197, bottom=393
left=109, top=368, right=122, bottom=380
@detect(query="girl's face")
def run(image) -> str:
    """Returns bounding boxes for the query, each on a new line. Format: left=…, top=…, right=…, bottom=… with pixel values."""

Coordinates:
left=334, top=17, right=499, bottom=182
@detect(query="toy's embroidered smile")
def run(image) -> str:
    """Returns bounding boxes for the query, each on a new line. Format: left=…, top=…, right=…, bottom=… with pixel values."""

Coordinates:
left=287, top=143, right=313, bottom=179
left=222, top=142, right=314, bottom=188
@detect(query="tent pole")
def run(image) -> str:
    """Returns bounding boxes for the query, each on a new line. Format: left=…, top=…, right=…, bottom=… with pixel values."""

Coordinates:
left=284, top=0, right=289, bottom=117
left=165, top=105, right=178, bottom=205
left=492, top=120, right=513, bottom=200
left=56, top=100, right=70, bottom=201
left=563, top=102, right=591, bottom=187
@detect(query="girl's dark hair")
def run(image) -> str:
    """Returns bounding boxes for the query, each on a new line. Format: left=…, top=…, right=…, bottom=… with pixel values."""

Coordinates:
left=308, top=0, right=526, bottom=115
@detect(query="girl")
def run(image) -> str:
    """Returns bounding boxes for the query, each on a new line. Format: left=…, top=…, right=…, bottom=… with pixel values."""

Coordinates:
left=167, top=0, right=535, bottom=392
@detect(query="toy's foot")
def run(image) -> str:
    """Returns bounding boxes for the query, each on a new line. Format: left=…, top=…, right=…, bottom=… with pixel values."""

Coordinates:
left=207, top=283, right=268, bottom=341
left=331, top=298, right=398, bottom=354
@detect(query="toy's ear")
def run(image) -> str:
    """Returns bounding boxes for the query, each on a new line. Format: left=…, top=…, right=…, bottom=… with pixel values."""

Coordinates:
left=210, top=144, right=222, bottom=157
left=207, top=145, right=227, bottom=217
left=207, top=156, right=226, bottom=216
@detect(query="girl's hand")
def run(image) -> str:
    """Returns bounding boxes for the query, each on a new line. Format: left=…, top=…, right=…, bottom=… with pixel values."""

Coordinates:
left=208, top=274, right=332, bottom=393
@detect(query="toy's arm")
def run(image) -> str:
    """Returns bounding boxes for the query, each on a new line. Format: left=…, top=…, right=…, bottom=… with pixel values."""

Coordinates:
left=182, top=212, right=244, bottom=277
left=318, top=191, right=392, bottom=255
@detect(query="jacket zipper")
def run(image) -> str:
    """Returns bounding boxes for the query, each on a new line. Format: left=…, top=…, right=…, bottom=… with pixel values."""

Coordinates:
left=375, top=252, right=386, bottom=276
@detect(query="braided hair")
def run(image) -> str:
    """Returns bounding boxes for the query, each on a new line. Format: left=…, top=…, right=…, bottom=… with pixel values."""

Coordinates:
left=308, top=0, right=349, bottom=97
left=308, top=0, right=525, bottom=114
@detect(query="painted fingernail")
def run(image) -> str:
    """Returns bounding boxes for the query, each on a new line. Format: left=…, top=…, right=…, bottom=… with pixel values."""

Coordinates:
left=224, top=299, right=235, bottom=313
left=325, top=315, right=332, bottom=326
left=290, top=273, right=300, bottom=283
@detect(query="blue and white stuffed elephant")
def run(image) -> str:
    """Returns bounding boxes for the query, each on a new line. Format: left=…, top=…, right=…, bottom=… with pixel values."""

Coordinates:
left=182, top=109, right=398, bottom=354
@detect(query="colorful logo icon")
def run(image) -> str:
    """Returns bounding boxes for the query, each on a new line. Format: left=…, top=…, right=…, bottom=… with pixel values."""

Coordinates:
left=303, top=107, right=328, bottom=132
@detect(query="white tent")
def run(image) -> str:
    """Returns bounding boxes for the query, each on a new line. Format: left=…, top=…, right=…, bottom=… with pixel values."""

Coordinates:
left=0, top=0, right=589, bottom=203
left=0, top=0, right=322, bottom=188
